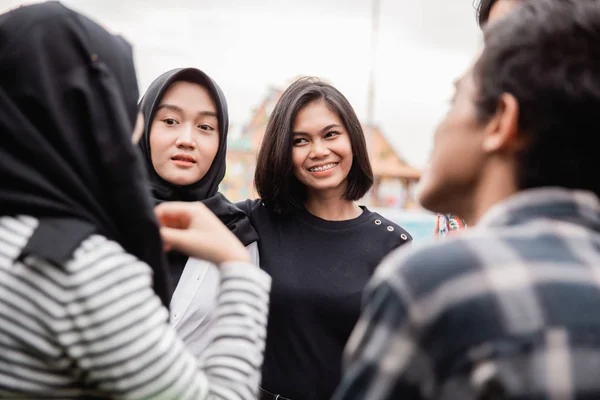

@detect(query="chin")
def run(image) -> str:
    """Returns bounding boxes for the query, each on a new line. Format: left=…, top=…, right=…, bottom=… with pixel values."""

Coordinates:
left=418, top=193, right=440, bottom=213
left=416, top=181, right=445, bottom=214
left=310, top=185, right=337, bottom=192
left=418, top=183, right=464, bottom=216
left=167, top=175, right=200, bottom=187
left=306, top=181, right=347, bottom=195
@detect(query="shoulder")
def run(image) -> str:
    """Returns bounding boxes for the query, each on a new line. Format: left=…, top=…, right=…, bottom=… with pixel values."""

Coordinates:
left=1, top=216, right=152, bottom=299
left=0, top=215, right=138, bottom=274
left=67, top=234, right=150, bottom=278
left=71, top=233, right=125, bottom=258
left=366, top=210, right=413, bottom=250
left=370, top=230, right=492, bottom=302
left=235, top=198, right=281, bottom=232
left=0, top=215, right=38, bottom=244
left=235, top=198, right=263, bottom=216
left=371, top=212, right=412, bottom=239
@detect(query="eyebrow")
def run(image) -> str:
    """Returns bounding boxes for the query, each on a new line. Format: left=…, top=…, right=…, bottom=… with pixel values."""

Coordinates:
left=156, top=104, right=217, bottom=118
left=293, top=124, right=342, bottom=136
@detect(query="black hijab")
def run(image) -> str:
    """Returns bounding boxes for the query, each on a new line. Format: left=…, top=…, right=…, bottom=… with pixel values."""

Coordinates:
left=0, top=2, right=170, bottom=308
left=138, top=69, right=257, bottom=297
left=138, top=68, right=258, bottom=246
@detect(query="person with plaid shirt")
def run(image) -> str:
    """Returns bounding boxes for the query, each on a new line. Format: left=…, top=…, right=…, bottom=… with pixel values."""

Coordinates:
left=333, top=0, right=600, bottom=399
left=429, top=0, right=518, bottom=241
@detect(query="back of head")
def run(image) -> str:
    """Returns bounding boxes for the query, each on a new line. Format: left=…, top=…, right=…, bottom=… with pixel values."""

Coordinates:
left=0, top=2, right=169, bottom=305
left=476, top=0, right=522, bottom=27
left=474, top=0, right=600, bottom=197
left=475, top=0, right=500, bottom=26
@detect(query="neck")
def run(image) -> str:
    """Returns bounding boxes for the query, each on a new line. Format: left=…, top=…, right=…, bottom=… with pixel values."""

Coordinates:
left=304, top=190, right=362, bottom=221
left=462, top=160, right=518, bottom=225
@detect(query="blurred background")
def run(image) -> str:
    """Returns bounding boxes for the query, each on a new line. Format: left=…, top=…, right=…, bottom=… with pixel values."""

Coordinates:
left=1, top=0, right=482, bottom=239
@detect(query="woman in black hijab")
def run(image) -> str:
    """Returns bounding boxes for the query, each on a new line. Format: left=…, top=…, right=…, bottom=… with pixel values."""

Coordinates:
left=0, top=3, right=269, bottom=398
left=138, top=68, right=259, bottom=356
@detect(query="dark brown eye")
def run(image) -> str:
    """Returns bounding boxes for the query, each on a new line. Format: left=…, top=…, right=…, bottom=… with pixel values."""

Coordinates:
left=199, top=124, right=215, bottom=131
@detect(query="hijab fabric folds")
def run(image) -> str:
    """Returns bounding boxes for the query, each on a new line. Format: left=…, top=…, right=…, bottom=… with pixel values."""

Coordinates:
left=138, top=68, right=258, bottom=246
left=0, top=2, right=170, bottom=307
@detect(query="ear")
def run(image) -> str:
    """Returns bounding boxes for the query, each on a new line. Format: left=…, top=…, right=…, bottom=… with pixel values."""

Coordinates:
left=482, top=93, right=520, bottom=153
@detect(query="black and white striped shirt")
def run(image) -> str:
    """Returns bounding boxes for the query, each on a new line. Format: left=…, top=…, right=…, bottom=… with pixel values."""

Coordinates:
left=0, top=215, right=271, bottom=399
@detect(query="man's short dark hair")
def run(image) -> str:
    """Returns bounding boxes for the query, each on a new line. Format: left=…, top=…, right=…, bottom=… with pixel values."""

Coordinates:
left=254, top=77, right=373, bottom=214
left=474, top=0, right=600, bottom=196
left=475, top=0, right=500, bottom=27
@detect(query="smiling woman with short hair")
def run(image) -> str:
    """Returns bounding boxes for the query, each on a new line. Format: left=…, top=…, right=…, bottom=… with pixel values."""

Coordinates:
left=238, top=77, right=413, bottom=400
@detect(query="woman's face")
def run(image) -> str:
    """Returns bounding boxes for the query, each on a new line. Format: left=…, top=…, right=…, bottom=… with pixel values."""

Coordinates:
left=291, top=100, right=353, bottom=198
left=149, top=81, right=220, bottom=186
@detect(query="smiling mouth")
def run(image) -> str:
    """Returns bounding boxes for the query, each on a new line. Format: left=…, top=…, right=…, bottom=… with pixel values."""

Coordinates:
left=171, top=155, right=196, bottom=164
left=307, top=162, right=338, bottom=172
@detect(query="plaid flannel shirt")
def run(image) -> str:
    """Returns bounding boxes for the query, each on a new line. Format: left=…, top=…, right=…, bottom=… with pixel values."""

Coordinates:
left=333, top=188, right=600, bottom=400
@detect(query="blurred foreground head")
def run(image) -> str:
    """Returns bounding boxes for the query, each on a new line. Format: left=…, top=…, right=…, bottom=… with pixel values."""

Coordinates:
left=475, top=0, right=521, bottom=27
left=419, top=0, right=600, bottom=223
left=0, top=1, right=169, bottom=305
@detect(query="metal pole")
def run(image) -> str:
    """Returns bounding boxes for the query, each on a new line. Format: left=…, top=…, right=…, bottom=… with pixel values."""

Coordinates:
left=365, top=0, right=381, bottom=160
left=366, top=0, right=381, bottom=128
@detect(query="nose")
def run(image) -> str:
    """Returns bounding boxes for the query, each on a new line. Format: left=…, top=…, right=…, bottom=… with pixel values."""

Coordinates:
left=309, top=139, right=331, bottom=158
left=175, top=124, right=196, bottom=149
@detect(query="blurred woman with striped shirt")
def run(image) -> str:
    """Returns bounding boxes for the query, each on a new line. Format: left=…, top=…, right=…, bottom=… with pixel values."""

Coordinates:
left=0, top=3, right=270, bottom=398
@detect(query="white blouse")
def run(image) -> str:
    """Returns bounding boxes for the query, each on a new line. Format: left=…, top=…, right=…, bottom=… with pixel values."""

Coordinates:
left=170, top=242, right=261, bottom=358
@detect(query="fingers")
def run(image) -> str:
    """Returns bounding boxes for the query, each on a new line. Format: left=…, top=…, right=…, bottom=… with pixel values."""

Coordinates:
left=155, top=202, right=194, bottom=229
left=155, top=201, right=250, bottom=263
left=159, top=226, right=194, bottom=255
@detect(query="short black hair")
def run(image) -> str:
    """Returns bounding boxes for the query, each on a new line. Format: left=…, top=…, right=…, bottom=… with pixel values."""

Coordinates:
left=254, top=77, right=373, bottom=214
left=475, top=0, right=500, bottom=27
left=474, top=0, right=600, bottom=196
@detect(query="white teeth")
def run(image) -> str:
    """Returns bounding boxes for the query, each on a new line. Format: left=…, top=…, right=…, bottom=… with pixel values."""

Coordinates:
left=309, top=163, right=338, bottom=172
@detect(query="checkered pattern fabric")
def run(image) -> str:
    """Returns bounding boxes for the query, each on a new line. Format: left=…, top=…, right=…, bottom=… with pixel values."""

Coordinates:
left=334, top=188, right=600, bottom=400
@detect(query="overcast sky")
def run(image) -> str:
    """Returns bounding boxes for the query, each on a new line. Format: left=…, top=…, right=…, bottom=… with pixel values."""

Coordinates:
left=2, top=0, right=482, bottom=167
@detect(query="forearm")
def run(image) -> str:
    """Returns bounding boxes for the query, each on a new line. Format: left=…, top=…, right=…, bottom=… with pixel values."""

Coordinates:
left=198, top=261, right=271, bottom=399
left=63, top=239, right=270, bottom=399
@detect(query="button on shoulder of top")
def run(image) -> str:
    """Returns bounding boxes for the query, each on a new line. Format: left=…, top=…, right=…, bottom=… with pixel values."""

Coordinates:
left=387, top=226, right=394, bottom=232
left=374, top=219, right=382, bottom=225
